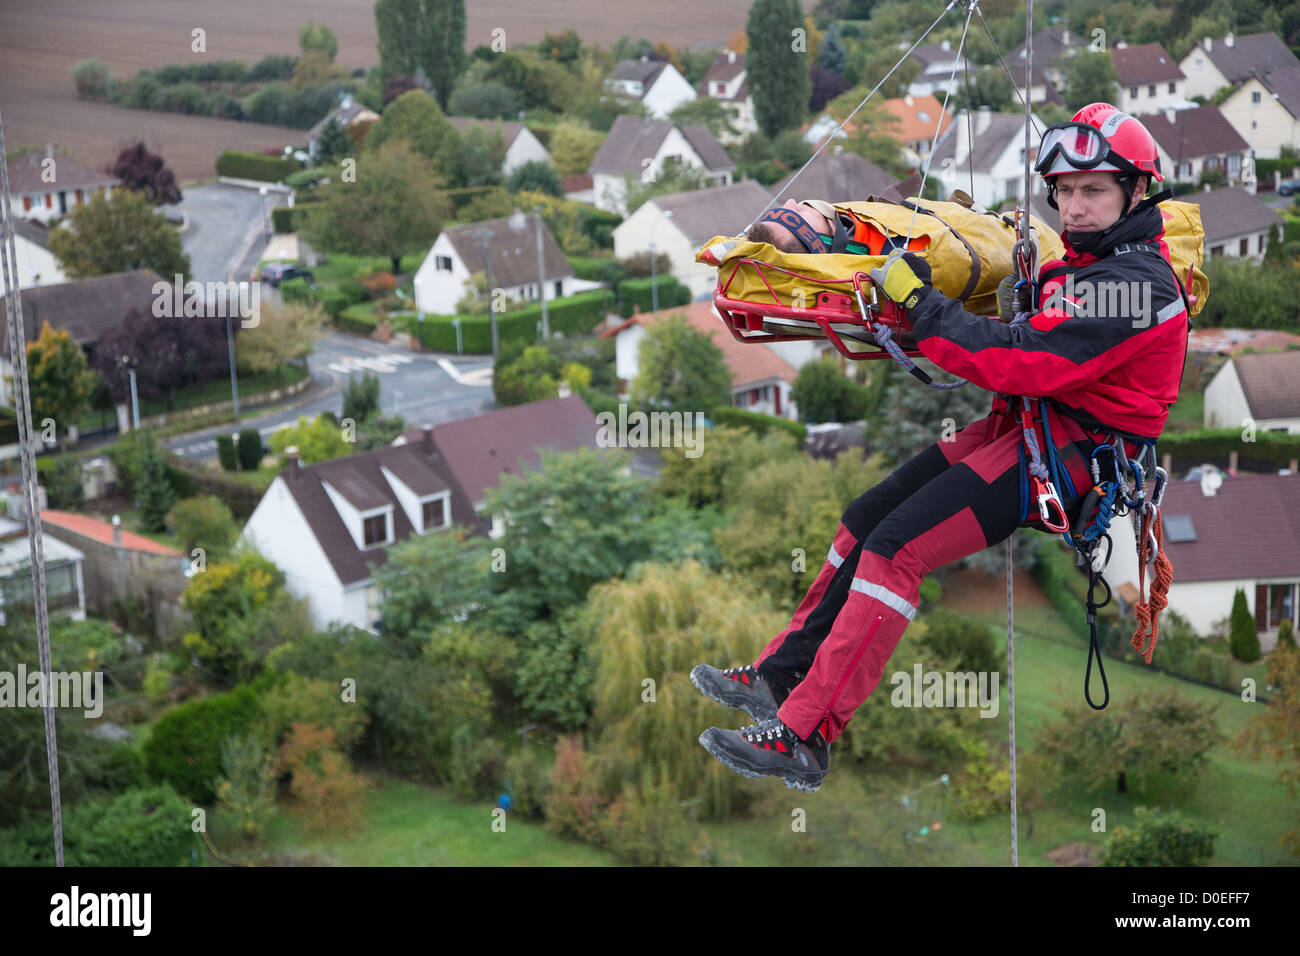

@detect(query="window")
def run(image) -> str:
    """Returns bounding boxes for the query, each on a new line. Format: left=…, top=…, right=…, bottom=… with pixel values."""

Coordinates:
left=76, top=189, right=84, bottom=205
left=1227, top=154, right=1241, bottom=175
left=1177, top=161, right=1192, bottom=178
left=1005, top=177, right=1020, bottom=199
left=713, top=81, right=726, bottom=95
left=1147, top=84, right=1156, bottom=97
left=422, top=498, right=446, bottom=530
left=1240, top=237, right=1250, bottom=256
left=363, top=513, right=388, bottom=546
left=435, top=255, right=452, bottom=271
left=1251, top=91, right=1261, bottom=105
left=917, top=110, right=930, bottom=122
left=1129, top=87, right=1138, bottom=99
left=1264, top=584, right=1297, bottom=630
left=1195, top=57, right=1203, bottom=69
left=553, top=279, right=563, bottom=297
left=1168, top=82, right=1176, bottom=94
left=22, top=195, right=30, bottom=212
left=45, top=193, right=52, bottom=208
left=1210, top=245, right=1223, bottom=256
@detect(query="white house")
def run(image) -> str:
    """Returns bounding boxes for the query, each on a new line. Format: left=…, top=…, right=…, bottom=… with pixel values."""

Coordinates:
left=698, top=50, right=757, bottom=144
left=1179, top=185, right=1283, bottom=261
left=4, top=147, right=120, bottom=224
left=1204, top=351, right=1300, bottom=433
left=905, top=41, right=973, bottom=98
left=599, top=299, right=804, bottom=420
left=8, top=219, right=65, bottom=288
left=926, top=108, right=1049, bottom=208
left=413, top=212, right=598, bottom=316
left=1112, top=42, right=1191, bottom=116
left=610, top=57, right=697, bottom=119
left=304, top=96, right=380, bottom=158
left=1142, top=105, right=1250, bottom=186
left=588, top=115, right=736, bottom=215
left=1178, top=33, right=1300, bottom=103
left=447, top=117, right=551, bottom=175
left=613, top=178, right=772, bottom=300
left=1219, top=68, right=1300, bottom=160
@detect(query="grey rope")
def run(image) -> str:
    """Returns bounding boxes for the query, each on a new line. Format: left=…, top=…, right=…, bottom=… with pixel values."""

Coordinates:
left=0, top=109, right=65, bottom=866
left=1006, top=535, right=1017, bottom=867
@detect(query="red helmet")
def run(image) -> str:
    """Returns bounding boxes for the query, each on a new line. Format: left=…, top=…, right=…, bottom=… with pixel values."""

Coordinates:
left=1036, top=103, right=1164, bottom=183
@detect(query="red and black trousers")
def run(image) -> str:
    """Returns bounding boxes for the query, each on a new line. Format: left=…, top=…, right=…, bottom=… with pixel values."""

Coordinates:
left=754, top=404, right=1101, bottom=744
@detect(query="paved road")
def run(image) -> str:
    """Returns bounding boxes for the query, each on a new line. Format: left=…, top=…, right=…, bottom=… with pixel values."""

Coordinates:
left=176, top=183, right=286, bottom=284
left=166, top=332, right=495, bottom=460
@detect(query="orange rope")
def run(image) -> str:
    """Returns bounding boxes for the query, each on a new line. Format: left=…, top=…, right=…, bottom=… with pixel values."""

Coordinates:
left=1132, top=506, right=1173, bottom=664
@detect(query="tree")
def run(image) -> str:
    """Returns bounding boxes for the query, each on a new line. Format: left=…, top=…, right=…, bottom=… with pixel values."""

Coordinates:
left=303, top=140, right=451, bottom=275
left=108, top=142, right=182, bottom=205
left=1230, top=588, right=1262, bottom=662
left=215, top=734, right=278, bottom=842
left=364, top=89, right=459, bottom=181
left=873, top=371, right=991, bottom=467
left=538, top=28, right=583, bottom=66
left=26, top=322, right=96, bottom=441
left=505, top=159, right=563, bottom=197
left=267, top=414, right=351, bottom=465
left=1238, top=643, right=1300, bottom=855
left=298, top=19, right=338, bottom=61
left=135, top=439, right=175, bottom=533
left=1063, top=51, right=1119, bottom=111
left=791, top=356, right=869, bottom=424
left=669, top=99, right=740, bottom=142
left=70, top=58, right=110, bottom=101
left=454, top=125, right=507, bottom=189
left=383, top=74, right=422, bottom=106
left=447, top=80, right=520, bottom=119
left=235, top=300, right=326, bottom=385
left=618, top=156, right=713, bottom=215
left=290, top=50, right=346, bottom=90
left=342, top=371, right=382, bottom=424
left=49, top=189, right=190, bottom=280
left=493, top=344, right=562, bottom=407
left=276, top=723, right=368, bottom=835
left=826, top=87, right=908, bottom=176
left=167, top=495, right=239, bottom=563
left=374, top=0, right=467, bottom=110
left=818, top=22, right=847, bottom=76
left=630, top=312, right=732, bottom=418
left=1100, top=806, right=1218, bottom=866
left=549, top=121, right=606, bottom=176
left=747, top=0, right=813, bottom=137
left=93, top=307, right=228, bottom=411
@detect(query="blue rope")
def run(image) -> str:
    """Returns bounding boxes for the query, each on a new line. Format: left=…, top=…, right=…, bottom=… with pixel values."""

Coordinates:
left=872, top=323, right=968, bottom=390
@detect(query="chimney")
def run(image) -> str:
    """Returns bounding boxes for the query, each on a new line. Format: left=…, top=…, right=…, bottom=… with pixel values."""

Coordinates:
left=285, top=445, right=300, bottom=475
left=1200, top=468, right=1221, bottom=497
left=727, top=50, right=735, bottom=65
left=976, top=105, right=992, bottom=135
left=558, top=381, right=572, bottom=399
left=112, top=514, right=122, bottom=546
left=1203, top=37, right=1212, bottom=52
left=1162, top=452, right=1172, bottom=473
left=904, top=94, right=914, bottom=107
left=1115, top=40, right=1127, bottom=50
left=1203, top=183, right=1211, bottom=192
left=1290, top=458, right=1298, bottom=474
left=1229, top=450, right=1239, bottom=475
left=940, top=39, right=951, bottom=52
left=421, top=424, right=434, bottom=454
left=1225, top=33, right=1234, bottom=48
left=1063, top=29, right=1070, bottom=47
left=1165, top=107, right=1177, bottom=124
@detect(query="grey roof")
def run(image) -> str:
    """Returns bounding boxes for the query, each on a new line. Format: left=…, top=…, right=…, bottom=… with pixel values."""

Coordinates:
left=1258, top=66, right=1300, bottom=120
left=1179, top=186, right=1283, bottom=245
left=279, top=436, right=478, bottom=587
left=1158, top=474, right=1300, bottom=582
left=1140, top=105, right=1249, bottom=162
left=442, top=214, right=572, bottom=288
left=1112, top=42, right=1185, bottom=86
left=4, top=149, right=119, bottom=195
left=928, top=111, right=1034, bottom=174
left=646, top=179, right=772, bottom=244
left=588, top=115, right=733, bottom=175
left=447, top=116, right=526, bottom=149
left=305, top=100, right=374, bottom=146
left=11, top=218, right=49, bottom=249
left=700, top=51, right=746, bottom=90
left=771, top=151, right=897, bottom=204
left=1232, top=351, right=1300, bottom=421
left=1, top=270, right=164, bottom=354
left=1193, top=32, right=1300, bottom=86
left=910, top=43, right=968, bottom=69
left=1009, top=26, right=1081, bottom=67
left=615, top=58, right=668, bottom=92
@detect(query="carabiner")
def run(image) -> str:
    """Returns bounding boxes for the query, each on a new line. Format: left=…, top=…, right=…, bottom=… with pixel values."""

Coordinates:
left=1033, top=476, right=1070, bottom=533
left=1152, top=466, right=1168, bottom=509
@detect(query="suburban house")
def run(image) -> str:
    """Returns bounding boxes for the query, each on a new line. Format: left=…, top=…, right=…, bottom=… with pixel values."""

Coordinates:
left=446, top=117, right=551, bottom=176
left=0, top=512, right=86, bottom=627
left=305, top=96, right=380, bottom=158
left=1111, top=42, right=1189, bottom=116
left=393, top=394, right=602, bottom=535
left=1142, top=105, right=1249, bottom=186
left=412, top=213, right=599, bottom=316
left=600, top=299, right=803, bottom=419
left=242, top=431, right=481, bottom=630
left=1178, top=33, right=1300, bottom=102
left=4, top=147, right=120, bottom=224
left=1188, top=328, right=1300, bottom=356
left=926, top=108, right=1048, bottom=208
left=1179, top=185, right=1283, bottom=261
left=1007, top=25, right=1084, bottom=92
left=1107, top=473, right=1300, bottom=646
left=697, top=50, right=757, bottom=144
left=8, top=219, right=66, bottom=288
left=588, top=115, right=736, bottom=215
left=770, top=149, right=897, bottom=204
left=1219, top=67, right=1300, bottom=160
left=610, top=57, right=697, bottom=119
left=905, top=41, right=973, bottom=98
left=0, top=270, right=162, bottom=412
left=1204, top=350, right=1300, bottom=433
left=39, top=510, right=186, bottom=639
left=881, top=94, right=954, bottom=163
left=612, top=178, right=772, bottom=300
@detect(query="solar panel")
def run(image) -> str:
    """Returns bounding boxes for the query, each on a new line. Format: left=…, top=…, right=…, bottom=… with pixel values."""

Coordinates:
left=1164, top=514, right=1197, bottom=543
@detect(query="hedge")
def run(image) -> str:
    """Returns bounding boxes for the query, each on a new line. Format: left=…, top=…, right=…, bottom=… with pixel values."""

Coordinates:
left=616, top=276, right=691, bottom=317
left=214, top=149, right=298, bottom=182
left=271, top=206, right=303, bottom=233
left=405, top=289, right=609, bottom=353
left=143, top=682, right=266, bottom=802
left=568, top=254, right=622, bottom=285
left=711, top=406, right=808, bottom=445
left=1156, top=427, right=1300, bottom=472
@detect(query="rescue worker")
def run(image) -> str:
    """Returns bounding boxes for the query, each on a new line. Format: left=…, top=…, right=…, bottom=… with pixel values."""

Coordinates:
left=695, top=103, right=1191, bottom=792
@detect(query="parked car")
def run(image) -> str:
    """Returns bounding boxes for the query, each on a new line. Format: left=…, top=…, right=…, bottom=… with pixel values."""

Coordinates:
left=259, top=262, right=314, bottom=287
left=1279, top=179, right=1300, bottom=196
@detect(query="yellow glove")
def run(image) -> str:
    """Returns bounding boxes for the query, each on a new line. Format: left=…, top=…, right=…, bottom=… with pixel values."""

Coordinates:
left=869, top=250, right=932, bottom=311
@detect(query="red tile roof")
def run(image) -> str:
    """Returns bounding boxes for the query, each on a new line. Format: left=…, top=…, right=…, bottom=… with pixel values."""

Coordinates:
left=881, top=95, right=953, bottom=145
left=1159, top=474, right=1300, bottom=582
left=1187, top=329, right=1300, bottom=355
left=40, top=510, right=181, bottom=556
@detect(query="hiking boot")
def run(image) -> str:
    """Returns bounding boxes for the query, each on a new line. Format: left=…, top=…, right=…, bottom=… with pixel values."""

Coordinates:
left=690, top=664, right=780, bottom=721
left=698, top=716, right=829, bottom=793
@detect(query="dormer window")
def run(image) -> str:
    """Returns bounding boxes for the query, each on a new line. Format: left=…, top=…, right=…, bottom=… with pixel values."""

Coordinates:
left=421, top=494, right=450, bottom=532
left=363, top=512, right=390, bottom=547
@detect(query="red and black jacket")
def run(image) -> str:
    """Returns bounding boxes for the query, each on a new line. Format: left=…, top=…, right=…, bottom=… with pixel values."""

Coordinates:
left=906, top=202, right=1191, bottom=441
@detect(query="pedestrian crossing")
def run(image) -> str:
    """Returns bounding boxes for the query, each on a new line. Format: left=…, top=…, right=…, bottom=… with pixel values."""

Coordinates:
left=325, top=353, right=415, bottom=375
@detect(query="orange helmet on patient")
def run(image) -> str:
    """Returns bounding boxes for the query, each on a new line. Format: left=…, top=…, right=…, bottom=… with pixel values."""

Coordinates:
left=1035, top=103, right=1163, bottom=210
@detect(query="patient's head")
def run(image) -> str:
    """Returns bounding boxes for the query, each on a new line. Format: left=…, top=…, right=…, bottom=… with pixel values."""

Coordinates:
left=748, top=199, right=834, bottom=253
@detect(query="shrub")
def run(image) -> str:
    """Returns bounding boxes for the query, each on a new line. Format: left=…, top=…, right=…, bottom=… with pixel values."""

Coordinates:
left=615, top=275, right=690, bottom=316
left=214, top=149, right=296, bottom=182
left=216, top=433, right=238, bottom=471
left=505, top=160, right=564, bottom=197
left=1278, top=617, right=1297, bottom=652
left=237, top=429, right=263, bottom=471
left=921, top=609, right=999, bottom=674
left=504, top=746, right=552, bottom=820
left=597, top=772, right=695, bottom=866
left=250, top=54, right=297, bottom=82
left=1101, top=806, right=1217, bottom=866
left=618, top=250, right=672, bottom=279
left=144, top=682, right=265, bottom=801
left=215, top=734, right=278, bottom=841
left=143, top=656, right=173, bottom=704
left=356, top=271, right=398, bottom=299
left=1229, top=588, right=1261, bottom=663
left=151, top=81, right=208, bottom=115
left=43, top=454, right=84, bottom=510
left=543, top=736, right=606, bottom=842
left=711, top=406, right=808, bottom=445
left=70, top=58, right=110, bottom=101
left=447, top=725, right=507, bottom=800
left=166, top=495, right=239, bottom=562
left=448, top=79, right=521, bottom=119
left=276, top=723, right=368, bottom=836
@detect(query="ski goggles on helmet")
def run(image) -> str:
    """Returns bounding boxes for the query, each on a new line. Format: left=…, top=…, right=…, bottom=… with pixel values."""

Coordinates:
left=1034, top=122, right=1143, bottom=178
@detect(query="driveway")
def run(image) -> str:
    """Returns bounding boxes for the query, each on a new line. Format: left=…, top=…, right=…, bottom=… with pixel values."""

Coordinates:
left=175, top=183, right=286, bottom=283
